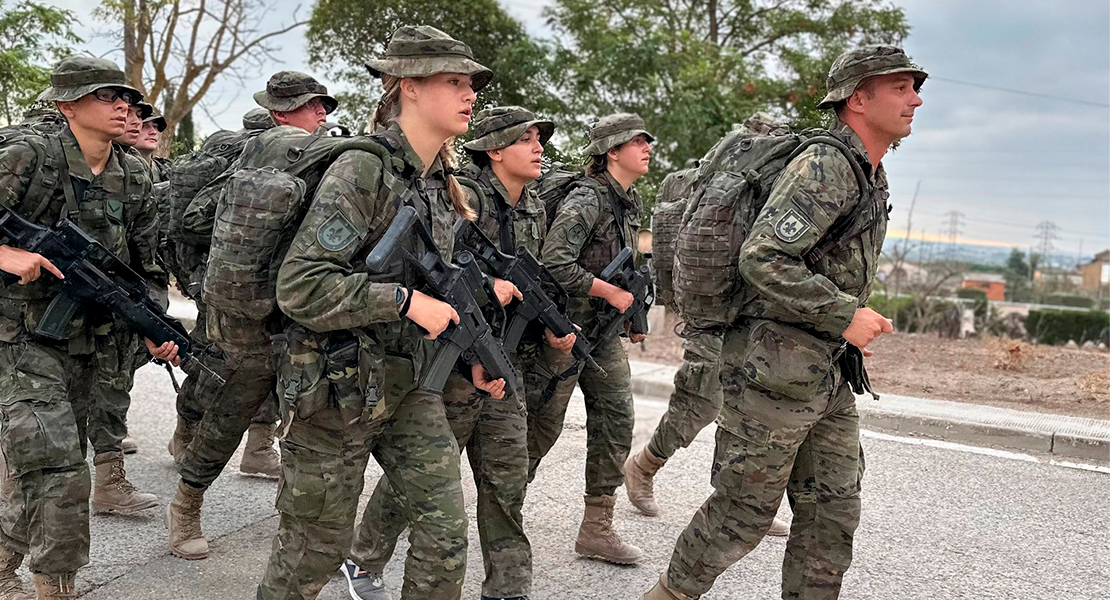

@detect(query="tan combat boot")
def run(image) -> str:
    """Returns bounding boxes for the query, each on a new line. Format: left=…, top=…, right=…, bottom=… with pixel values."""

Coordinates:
left=166, top=481, right=209, bottom=560
left=167, top=417, right=199, bottom=466
left=0, top=545, right=33, bottom=600
left=574, top=495, right=642, bottom=564
left=623, top=447, right=666, bottom=516
left=91, top=452, right=159, bottom=515
left=30, top=572, right=76, bottom=600
left=239, top=423, right=281, bottom=478
left=640, top=571, right=696, bottom=600
left=767, top=515, right=790, bottom=537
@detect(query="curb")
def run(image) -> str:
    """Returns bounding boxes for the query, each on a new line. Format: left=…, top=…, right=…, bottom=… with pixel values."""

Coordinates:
left=628, top=360, right=1110, bottom=464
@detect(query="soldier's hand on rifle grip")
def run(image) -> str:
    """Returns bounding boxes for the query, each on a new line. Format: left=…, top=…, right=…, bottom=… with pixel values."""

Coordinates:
left=842, top=307, right=894, bottom=350
left=0, top=246, right=64, bottom=285
left=590, top=279, right=633, bottom=313
left=404, top=289, right=460, bottom=339
left=472, top=364, right=506, bottom=399
left=544, top=327, right=577, bottom=355
left=145, top=339, right=181, bottom=367
left=493, top=278, right=523, bottom=306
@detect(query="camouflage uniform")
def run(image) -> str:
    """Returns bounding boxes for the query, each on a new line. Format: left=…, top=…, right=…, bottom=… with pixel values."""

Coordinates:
left=532, top=114, right=653, bottom=498
left=351, top=106, right=554, bottom=598
left=650, top=46, right=926, bottom=600
left=256, top=25, right=493, bottom=600
left=0, top=57, right=156, bottom=579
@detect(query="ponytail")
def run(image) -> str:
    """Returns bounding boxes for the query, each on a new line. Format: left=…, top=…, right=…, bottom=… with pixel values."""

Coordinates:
left=373, top=75, right=475, bottom=221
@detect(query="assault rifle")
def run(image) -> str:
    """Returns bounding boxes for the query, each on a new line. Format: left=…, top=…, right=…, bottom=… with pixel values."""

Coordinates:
left=0, top=210, right=224, bottom=385
left=365, top=206, right=520, bottom=395
left=594, top=247, right=654, bottom=343
left=454, top=220, right=604, bottom=376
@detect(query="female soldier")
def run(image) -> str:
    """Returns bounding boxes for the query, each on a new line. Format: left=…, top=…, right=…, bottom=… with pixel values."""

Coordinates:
left=255, top=25, right=504, bottom=600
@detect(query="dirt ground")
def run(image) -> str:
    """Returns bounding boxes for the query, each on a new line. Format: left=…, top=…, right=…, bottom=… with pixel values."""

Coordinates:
left=627, top=310, right=1110, bottom=419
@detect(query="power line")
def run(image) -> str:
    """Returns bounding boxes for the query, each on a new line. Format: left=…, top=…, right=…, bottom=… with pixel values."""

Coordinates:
left=930, top=76, right=1110, bottom=108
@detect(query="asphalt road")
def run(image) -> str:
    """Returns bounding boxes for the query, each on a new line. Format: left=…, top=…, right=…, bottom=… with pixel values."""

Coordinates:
left=23, top=363, right=1107, bottom=600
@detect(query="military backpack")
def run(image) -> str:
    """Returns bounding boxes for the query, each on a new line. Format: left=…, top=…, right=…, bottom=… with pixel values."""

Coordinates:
left=649, top=167, right=698, bottom=312
left=535, top=167, right=604, bottom=230
left=203, top=125, right=410, bottom=321
left=671, top=127, right=871, bottom=331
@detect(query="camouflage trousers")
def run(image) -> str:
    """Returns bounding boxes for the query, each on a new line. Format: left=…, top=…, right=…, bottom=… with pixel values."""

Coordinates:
left=646, top=332, right=723, bottom=460
left=0, top=340, right=94, bottom=576
left=87, top=325, right=143, bottom=456
left=351, top=354, right=534, bottom=598
left=526, top=334, right=634, bottom=497
left=257, top=356, right=467, bottom=600
left=666, top=320, right=864, bottom=600
left=175, top=302, right=278, bottom=429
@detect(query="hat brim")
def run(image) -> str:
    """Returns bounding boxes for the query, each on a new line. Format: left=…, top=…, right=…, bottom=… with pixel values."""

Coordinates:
left=817, top=67, right=929, bottom=110
left=253, top=91, right=338, bottom=114
left=39, top=82, right=144, bottom=104
left=144, top=115, right=167, bottom=132
left=463, top=119, right=555, bottom=152
left=583, top=128, right=655, bottom=155
left=366, top=58, right=494, bottom=92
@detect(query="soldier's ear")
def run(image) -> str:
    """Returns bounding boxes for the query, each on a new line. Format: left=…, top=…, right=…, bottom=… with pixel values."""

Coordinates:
left=56, top=100, right=77, bottom=119
left=487, top=149, right=503, bottom=164
left=399, top=77, right=420, bottom=102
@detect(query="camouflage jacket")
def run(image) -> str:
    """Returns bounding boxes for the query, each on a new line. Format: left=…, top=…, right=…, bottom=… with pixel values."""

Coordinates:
left=276, top=125, right=456, bottom=363
left=0, top=128, right=156, bottom=348
left=737, top=120, right=890, bottom=339
left=542, top=171, right=643, bottom=308
left=457, top=163, right=547, bottom=259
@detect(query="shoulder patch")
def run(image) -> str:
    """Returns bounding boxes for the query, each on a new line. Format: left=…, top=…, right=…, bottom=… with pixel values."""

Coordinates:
left=566, top=222, right=588, bottom=245
left=774, top=208, right=810, bottom=243
left=316, top=210, right=359, bottom=252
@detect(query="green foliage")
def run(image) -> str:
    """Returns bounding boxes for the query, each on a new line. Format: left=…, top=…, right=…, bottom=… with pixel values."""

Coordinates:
left=171, top=110, right=195, bottom=158
left=1003, top=248, right=1034, bottom=302
left=306, top=0, right=563, bottom=131
left=1026, top=310, right=1110, bottom=346
left=1041, top=294, right=1094, bottom=309
left=0, top=0, right=80, bottom=124
left=544, top=0, right=910, bottom=199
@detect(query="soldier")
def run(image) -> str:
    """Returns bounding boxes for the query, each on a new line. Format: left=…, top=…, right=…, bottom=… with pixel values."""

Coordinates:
left=256, top=25, right=502, bottom=600
left=342, top=106, right=574, bottom=600
left=534, top=112, right=653, bottom=565
left=111, top=101, right=151, bottom=151
left=639, top=45, right=926, bottom=600
left=134, top=107, right=169, bottom=181
left=0, top=55, right=178, bottom=599
left=623, top=116, right=794, bottom=537
left=165, top=71, right=339, bottom=561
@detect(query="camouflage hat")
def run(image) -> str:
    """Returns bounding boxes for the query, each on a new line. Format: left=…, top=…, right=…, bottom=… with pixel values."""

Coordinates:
left=242, top=107, right=275, bottom=130
left=365, top=25, right=493, bottom=92
left=253, top=71, right=337, bottom=113
left=38, top=55, right=143, bottom=104
left=817, top=45, right=928, bottom=110
left=142, top=105, right=166, bottom=132
left=583, top=112, right=654, bottom=155
left=462, top=106, right=554, bottom=152
left=134, top=101, right=154, bottom=120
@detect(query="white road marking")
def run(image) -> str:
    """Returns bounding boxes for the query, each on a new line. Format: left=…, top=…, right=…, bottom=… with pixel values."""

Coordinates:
left=860, top=430, right=1110, bottom=474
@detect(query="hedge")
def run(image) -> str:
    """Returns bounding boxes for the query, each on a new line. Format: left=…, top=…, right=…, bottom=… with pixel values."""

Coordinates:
left=1041, top=294, right=1094, bottom=309
left=1026, top=309, right=1110, bottom=345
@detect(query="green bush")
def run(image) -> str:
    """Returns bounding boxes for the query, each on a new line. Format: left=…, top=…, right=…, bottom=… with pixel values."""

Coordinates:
left=1042, top=294, right=1094, bottom=309
left=1026, top=310, right=1110, bottom=345
left=867, top=295, right=956, bottom=334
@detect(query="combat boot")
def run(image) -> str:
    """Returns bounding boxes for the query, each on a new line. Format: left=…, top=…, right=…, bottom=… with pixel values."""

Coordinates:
left=239, top=423, right=281, bottom=478
left=623, top=447, right=666, bottom=516
left=91, top=452, right=159, bottom=515
left=0, top=545, right=33, bottom=600
left=120, top=436, right=138, bottom=455
left=30, top=572, right=77, bottom=600
left=574, top=495, right=642, bottom=564
left=167, top=416, right=198, bottom=465
left=639, top=571, right=696, bottom=600
left=767, top=516, right=790, bottom=537
left=166, top=481, right=209, bottom=560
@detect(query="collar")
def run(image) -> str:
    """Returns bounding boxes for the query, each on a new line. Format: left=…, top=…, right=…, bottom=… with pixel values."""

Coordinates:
left=599, top=171, right=636, bottom=210
left=391, top=123, right=445, bottom=179
left=61, top=128, right=96, bottom=182
left=830, top=120, right=884, bottom=184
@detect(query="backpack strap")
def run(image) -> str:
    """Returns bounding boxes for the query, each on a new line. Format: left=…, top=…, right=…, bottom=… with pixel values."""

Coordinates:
left=20, top=136, right=64, bottom=222
left=45, top=135, right=82, bottom=221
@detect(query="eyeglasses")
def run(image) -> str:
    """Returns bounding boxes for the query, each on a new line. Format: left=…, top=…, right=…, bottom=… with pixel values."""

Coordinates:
left=92, top=87, right=138, bottom=106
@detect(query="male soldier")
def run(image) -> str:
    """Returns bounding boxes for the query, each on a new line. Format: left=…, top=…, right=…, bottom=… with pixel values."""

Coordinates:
left=623, top=115, right=793, bottom=538
left=166, top=71, right=337, bottom=561
left=343, top=106, right=573, bottom=600
left=639, top=45, right=926, bottom=600
left=134, top=108, right=169, bottom=181
left=0, top=55, right=178, bottom=599
left=112, top=101, right=151, bottom=152
left=535, top=113, right=653, bottom=565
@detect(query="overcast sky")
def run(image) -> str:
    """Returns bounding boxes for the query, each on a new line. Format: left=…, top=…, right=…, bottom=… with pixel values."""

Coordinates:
left=48, top=0, right=1109, bottom=259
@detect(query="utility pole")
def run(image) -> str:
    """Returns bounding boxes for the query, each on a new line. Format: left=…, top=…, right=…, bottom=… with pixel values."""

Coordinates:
left=943, top=210, right=964, bottom=262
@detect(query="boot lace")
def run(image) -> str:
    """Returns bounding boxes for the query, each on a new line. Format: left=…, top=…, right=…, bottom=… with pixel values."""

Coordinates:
left=111, top=463, right=138, bottom=494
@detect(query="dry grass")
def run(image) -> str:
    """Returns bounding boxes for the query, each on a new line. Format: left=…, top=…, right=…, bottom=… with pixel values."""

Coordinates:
left=1080, top=370, right=1110, bottom=402
left=984, top=336, right=1040, bottom=372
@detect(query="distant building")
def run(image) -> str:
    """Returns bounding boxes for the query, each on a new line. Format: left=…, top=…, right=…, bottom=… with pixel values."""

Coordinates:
left=1080, top=250, right=1110, bottom=293
left=877, top=260, right=930, bottom=288
left=962, top=273, right=1006, bottom=301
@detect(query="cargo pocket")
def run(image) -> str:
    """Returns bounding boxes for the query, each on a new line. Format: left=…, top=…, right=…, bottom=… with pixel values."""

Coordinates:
left=0, top=398, right=84, bottom=477
left=711, top=405, right=771, bottom=501
left=274, top=440, right=327, bottom=522
left=741, top=320, right=834, bottom=401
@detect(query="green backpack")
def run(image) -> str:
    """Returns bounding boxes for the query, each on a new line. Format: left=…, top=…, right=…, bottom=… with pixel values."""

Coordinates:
left=203, top=126, right=410, bottom=321
left=650, top=167, right=699, bottom=312
left=673, top=127, right=871, bottom=331
left=535, top=167, right=603, bottom=230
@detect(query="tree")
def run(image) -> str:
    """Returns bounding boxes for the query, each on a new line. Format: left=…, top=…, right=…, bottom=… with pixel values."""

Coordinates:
left=173, top=109, right=195, bottom=156
left=306, top=0, right=562, bottom=135
left=0, top=0, right=80, bottom=125
left=1004, top=248, right=1033, bottom=302
left=98, top=0, right=308, bottom=152
left=545, top=0, right=910, bottom=194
